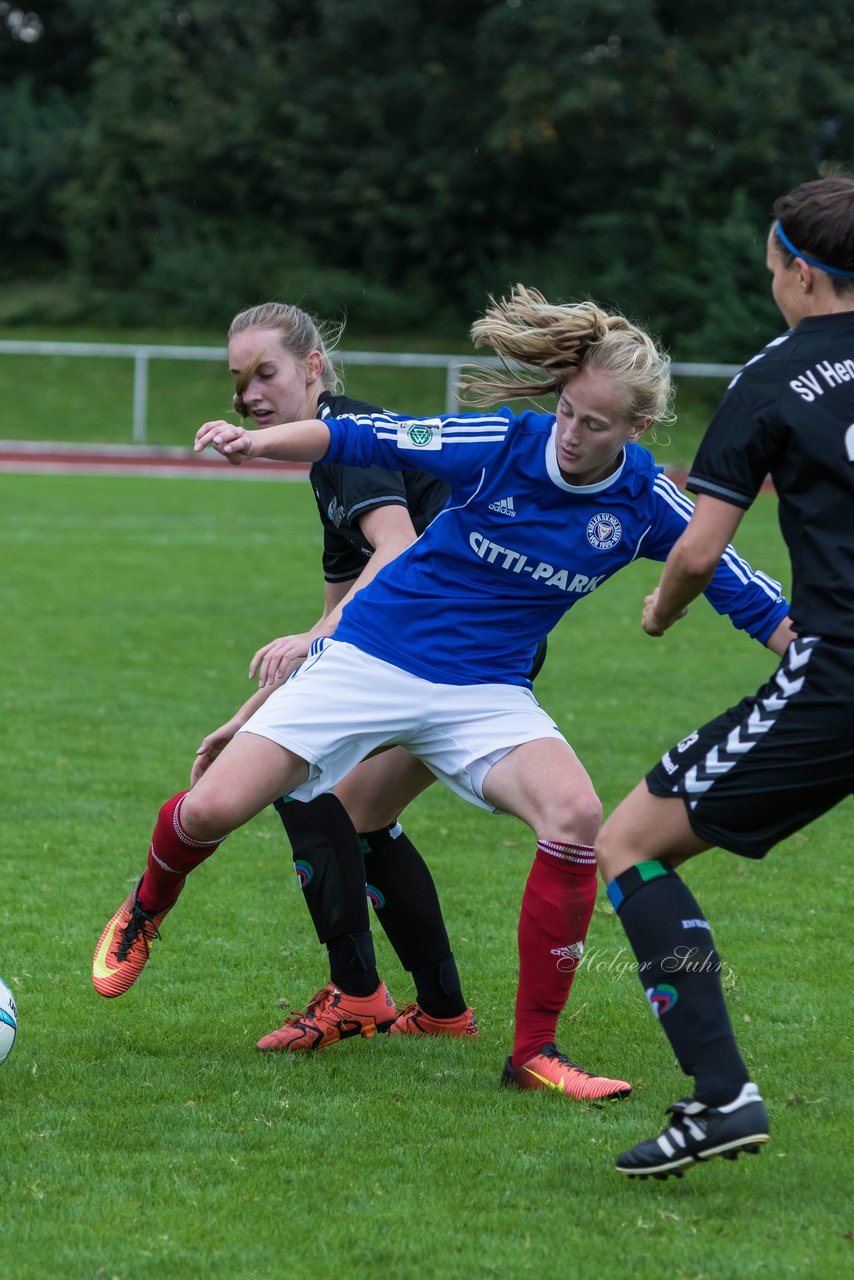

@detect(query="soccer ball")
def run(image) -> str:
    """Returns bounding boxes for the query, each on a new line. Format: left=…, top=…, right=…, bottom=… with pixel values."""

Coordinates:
left=0, top=977, right=17, bottom=1065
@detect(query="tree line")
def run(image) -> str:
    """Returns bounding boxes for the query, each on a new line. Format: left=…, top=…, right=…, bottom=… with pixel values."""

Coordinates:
left=1, top=0, right=851, bottom=357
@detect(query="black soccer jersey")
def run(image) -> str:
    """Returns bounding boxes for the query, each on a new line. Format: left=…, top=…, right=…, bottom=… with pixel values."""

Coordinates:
left=687, top=312, right=854, bottom=642
left=311, top=392, right=450, bottom=582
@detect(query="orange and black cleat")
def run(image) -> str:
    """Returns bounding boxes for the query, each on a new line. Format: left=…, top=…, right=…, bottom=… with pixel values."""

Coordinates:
left=256, top=981, right=397, bottom=1052
left=388, top=1003, right=479, bottom=1038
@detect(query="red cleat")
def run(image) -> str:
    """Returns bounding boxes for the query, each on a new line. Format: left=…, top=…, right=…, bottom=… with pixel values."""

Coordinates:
left=93, top=876, right=181, bottom=998
left=501, top=1042, right=631, bottom=1101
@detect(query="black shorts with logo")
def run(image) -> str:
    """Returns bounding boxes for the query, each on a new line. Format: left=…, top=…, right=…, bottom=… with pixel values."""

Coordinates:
left=646, top=635, right=854, bottom=858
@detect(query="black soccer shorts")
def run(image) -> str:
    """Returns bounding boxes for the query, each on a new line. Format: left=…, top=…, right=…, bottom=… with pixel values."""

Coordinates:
left=646, top=634, right=854, bottom=858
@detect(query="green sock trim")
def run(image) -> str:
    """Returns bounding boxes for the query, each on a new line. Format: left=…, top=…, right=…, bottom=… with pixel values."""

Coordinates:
left=637, top=859, right=671, bottom=882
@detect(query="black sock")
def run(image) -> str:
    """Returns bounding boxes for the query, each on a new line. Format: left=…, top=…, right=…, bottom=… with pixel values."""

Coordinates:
left=276, top=794, right=371, bottom=940
left=607, top=861, right=749, bottom=1106
left=276, top=795, right=379, bottom=995
left=362, top=824, right=466, bottom=1019
left=325, top=929, right=381, bottom=998
left=410, top=954, right=466, bottom=1020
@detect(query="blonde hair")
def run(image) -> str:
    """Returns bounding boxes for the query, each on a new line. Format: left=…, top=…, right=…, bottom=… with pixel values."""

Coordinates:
left=461, top=284, right=674, bottom=424
left=228, top=302, right=344, bottom=415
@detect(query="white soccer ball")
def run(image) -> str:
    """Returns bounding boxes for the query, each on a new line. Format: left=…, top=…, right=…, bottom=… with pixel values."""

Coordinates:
left=0, top=977, right=17, bottom=1065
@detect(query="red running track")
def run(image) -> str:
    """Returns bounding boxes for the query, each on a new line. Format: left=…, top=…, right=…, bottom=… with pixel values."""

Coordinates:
left=0, top=441, right=309, bottom=480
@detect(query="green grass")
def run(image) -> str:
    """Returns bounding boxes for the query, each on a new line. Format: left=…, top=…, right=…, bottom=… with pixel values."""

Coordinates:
left=2, top=325, right=723, bottom=467
left=2, top=474, right=850, bottom=1279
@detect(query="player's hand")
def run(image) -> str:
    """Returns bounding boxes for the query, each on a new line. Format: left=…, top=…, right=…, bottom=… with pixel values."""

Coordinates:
left=249, top=633, right=312, bottom=686
left=642, top=588, right=688, bottom=636
left=194, top=420, right=254, bottom=464
left=191, top=716, right=242, bottom=785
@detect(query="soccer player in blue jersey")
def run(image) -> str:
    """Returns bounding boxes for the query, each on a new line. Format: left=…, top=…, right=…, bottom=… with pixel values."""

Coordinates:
left=595, top=174, right=854, bottom=1178
left=94, top=286, right=793, bottom=1101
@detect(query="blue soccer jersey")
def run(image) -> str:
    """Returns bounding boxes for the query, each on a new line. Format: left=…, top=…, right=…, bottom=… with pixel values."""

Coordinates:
left=323, top=408, right=788, bottom=687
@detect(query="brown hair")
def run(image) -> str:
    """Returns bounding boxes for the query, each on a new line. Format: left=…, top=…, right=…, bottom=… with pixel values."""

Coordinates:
left=228, top=302, right=343, bottom=415
left=461, top=285, right=673, bottom=424
left=773, top=174, right=854, bottom=295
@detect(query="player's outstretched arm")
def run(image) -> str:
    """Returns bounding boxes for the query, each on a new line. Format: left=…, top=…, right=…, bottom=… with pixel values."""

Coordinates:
left=641, top=587, right=688, bottom=636
left=646, top=494, right=745, bottom=636
left=194, top=418, right=330, bottom=464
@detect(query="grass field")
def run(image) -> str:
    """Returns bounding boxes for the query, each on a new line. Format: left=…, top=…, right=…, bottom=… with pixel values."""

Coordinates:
left=3, top=324, right=725, bottom=469
left=2, top=472, right=850, bottom=1279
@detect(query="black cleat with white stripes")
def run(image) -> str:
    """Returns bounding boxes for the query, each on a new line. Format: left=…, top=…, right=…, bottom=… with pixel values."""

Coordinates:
left=616, top=1082, right=769, bottom=1179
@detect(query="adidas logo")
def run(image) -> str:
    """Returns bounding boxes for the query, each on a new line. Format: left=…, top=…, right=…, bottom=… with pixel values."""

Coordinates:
left=550, top=943, right=584, bottom=961
left=488, top=496, right=516, bottom=517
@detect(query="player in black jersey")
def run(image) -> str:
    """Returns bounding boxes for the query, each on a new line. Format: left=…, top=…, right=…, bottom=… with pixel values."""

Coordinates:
left=596, top=174, right=854, bottom=1178
left=192, top=302, right=478, bottom=1045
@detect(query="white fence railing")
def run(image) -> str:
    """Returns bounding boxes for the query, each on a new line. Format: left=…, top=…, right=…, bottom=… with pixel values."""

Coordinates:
left=1, top=339, right=741, bottom=444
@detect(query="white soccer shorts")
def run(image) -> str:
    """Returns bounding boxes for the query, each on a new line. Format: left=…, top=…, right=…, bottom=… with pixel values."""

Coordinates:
left=237, top=638, right=568, bottom=811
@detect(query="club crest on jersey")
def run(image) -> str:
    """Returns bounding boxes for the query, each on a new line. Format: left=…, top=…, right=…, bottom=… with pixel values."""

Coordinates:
left=586, top=512, right=622, bottom=550
left=397, top=420, right=442, bottom=450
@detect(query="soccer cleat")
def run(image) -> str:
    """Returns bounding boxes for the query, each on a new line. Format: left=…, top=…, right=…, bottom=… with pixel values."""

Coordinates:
left=615, top=1082, right=769, bottom=1179
left=387, top=1003, right=479, bottom=1038
left=501, top=1042, right=632, bottom=1102
left=92, top=876, right=181, bottom=998
left=256, top=981, right=397, bottom=1052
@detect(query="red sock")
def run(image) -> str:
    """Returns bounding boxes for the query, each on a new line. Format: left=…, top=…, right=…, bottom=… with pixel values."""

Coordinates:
left=511, top=840, right=598, bottom=1068
left=137, top=792, right=227, bottom=912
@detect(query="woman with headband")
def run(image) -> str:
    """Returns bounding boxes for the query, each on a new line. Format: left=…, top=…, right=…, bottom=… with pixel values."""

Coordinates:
left=596, top=173, right=854, bottom=1179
